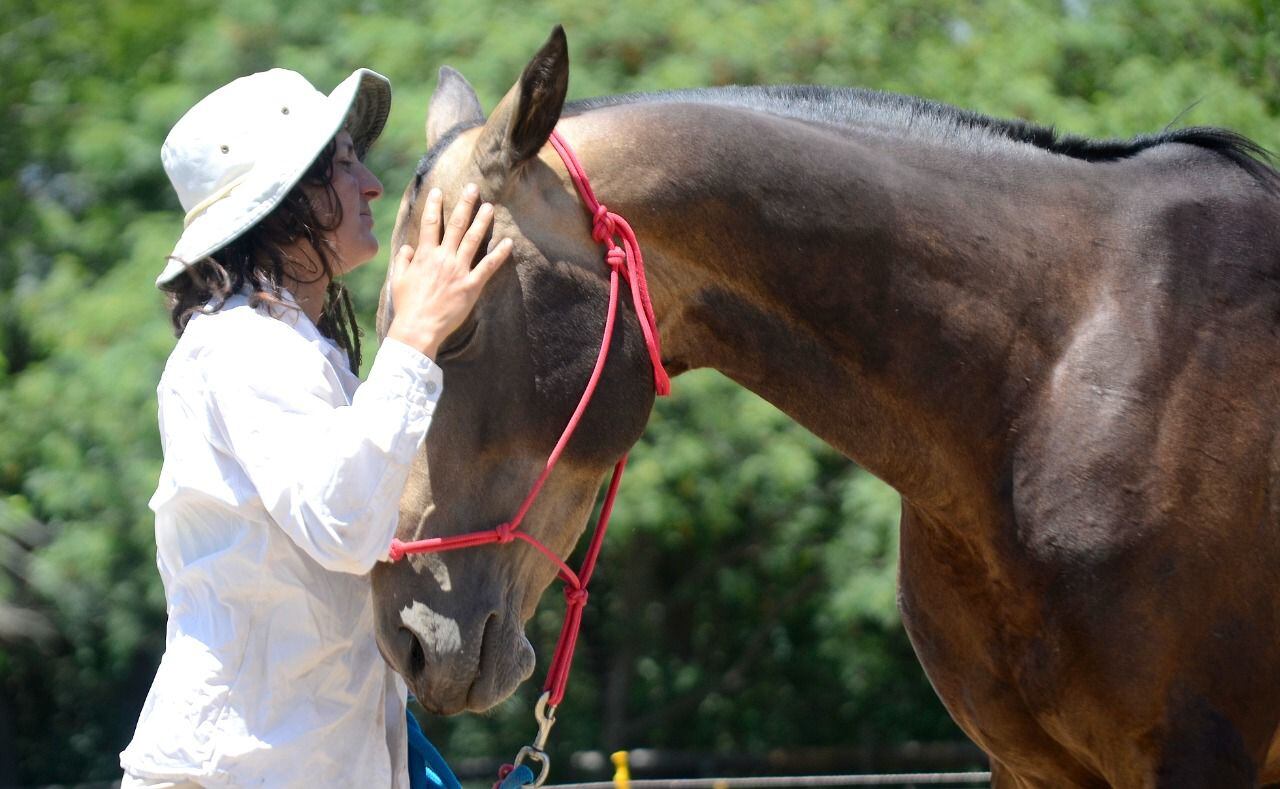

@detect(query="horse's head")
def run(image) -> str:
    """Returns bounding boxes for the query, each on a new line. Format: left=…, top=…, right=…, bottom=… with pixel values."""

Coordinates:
left=370, top=27, right=658, bottom=714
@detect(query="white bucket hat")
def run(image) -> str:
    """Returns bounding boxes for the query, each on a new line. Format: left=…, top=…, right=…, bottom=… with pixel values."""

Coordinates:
left=157, top=67, right=391, bottom=288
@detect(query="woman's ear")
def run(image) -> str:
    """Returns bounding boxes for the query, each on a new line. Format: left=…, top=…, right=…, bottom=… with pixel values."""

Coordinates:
left=473, top=25, right=569, bottom=182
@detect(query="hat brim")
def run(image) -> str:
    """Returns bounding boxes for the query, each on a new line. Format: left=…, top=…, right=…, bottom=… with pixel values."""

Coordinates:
left=157, top=68, right=392, bottom=288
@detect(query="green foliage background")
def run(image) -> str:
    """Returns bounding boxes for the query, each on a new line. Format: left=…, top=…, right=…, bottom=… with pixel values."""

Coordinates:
left=1, top=0, right=1277, bottom=783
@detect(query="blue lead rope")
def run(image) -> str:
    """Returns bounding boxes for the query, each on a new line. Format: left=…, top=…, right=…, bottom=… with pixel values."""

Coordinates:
left=406, top=706, right=462, bottom=789
left=497, top=764, right=538, bottom=789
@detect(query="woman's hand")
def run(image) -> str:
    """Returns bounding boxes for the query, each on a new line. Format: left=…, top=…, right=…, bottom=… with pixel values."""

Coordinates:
left=385, top=183, right=513, bottom=359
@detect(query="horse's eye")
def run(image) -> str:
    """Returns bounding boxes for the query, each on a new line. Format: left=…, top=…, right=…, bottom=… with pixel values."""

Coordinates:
left=435, top=319, right=479, bottom=361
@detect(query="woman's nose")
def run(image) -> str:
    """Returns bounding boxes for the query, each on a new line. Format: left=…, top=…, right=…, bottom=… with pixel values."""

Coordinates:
left=360, top=162, right=383, bottom=200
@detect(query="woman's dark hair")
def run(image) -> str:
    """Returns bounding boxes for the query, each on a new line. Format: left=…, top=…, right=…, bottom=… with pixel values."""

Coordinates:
left=164, top=138, right=363, bottom=372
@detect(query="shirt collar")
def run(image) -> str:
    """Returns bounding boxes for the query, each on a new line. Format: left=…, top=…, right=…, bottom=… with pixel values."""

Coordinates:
left=222, top=284, right=355, bottom=376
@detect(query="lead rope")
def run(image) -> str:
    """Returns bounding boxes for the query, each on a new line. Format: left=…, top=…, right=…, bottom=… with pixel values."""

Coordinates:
left=389, top=129, right=669, bottom=788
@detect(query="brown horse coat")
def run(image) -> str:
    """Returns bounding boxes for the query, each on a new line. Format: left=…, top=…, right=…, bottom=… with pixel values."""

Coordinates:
left=372, top=28, right=1280, bottom=787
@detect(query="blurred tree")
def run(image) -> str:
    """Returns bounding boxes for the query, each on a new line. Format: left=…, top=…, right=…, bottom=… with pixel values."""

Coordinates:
left=1, top=0, right=1278, bottom=782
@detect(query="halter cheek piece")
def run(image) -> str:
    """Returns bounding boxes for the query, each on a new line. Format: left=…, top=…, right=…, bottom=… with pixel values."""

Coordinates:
left=388, top=129, right=670, bottom=788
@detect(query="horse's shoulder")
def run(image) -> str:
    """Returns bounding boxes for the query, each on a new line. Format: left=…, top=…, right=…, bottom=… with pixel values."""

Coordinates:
left=1009, top=303, right=1280, bottom=569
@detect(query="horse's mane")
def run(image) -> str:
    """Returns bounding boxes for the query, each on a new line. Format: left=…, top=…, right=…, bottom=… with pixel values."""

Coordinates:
left=565, top=85, right=1279, bottom=187
left=414, top=84, right=1277, bottom=189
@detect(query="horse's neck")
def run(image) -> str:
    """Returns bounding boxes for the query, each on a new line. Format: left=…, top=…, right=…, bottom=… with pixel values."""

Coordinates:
left=566, top=105, right=1105, bottom=509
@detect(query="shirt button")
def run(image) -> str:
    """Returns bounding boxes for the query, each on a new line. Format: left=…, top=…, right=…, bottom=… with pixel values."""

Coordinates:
left=425, top=381, right=439, bottom=396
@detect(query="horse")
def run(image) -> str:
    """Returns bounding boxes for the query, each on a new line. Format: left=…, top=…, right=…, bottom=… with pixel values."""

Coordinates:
left=370, top=27, right=1280, bottom=787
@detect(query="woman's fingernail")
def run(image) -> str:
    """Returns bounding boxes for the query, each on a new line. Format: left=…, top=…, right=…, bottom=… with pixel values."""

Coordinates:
left=464, top=183, right=478, bottom=196
left=428, top=188, right=442, bottom=200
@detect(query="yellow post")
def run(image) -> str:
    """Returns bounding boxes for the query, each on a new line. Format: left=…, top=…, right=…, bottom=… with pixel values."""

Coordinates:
left=611, top=750, right=631, bottom=789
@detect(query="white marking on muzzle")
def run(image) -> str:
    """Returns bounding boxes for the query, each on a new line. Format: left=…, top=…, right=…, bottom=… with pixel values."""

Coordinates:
left=399, top=601, right=462, bottom=656
left=408, top=552, right=452, bottom=591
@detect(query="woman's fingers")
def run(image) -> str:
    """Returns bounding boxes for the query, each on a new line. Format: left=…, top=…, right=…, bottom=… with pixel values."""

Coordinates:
left=439, top=183, right=480, bottom=254
left=406, top=182, right=508, bottom=284
left=386, top=183, right=512, bottom=359
left=470, top=238, right=513, bottom=287
left=417, top=188, right=443, bottom=253
left=456, top=203, right=494, bottom=268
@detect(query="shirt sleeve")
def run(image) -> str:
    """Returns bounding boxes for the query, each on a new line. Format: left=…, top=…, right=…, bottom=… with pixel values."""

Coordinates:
left=203, top=335, right=442, bottom=575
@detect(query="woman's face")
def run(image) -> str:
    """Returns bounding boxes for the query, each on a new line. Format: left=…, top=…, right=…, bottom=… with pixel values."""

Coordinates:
left=320, top=130, right=384, bottom=273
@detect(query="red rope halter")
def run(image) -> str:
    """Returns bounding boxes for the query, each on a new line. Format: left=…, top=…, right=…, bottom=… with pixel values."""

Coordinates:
left=388, top=129, right=669, bottom=715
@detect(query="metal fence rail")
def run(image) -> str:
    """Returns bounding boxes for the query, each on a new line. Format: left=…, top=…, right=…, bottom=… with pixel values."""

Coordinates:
left=550, top=772, right=993, bottom=788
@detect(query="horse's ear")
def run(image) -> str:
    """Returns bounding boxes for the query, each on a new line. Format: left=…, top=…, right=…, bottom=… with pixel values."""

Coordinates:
left=473, top=25, right=568, bottom=180
left=427, top=66, right=484, bottom=149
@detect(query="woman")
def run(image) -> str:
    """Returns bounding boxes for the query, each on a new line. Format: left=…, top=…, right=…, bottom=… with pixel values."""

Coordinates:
left=119, top=67, right=509, bottom=788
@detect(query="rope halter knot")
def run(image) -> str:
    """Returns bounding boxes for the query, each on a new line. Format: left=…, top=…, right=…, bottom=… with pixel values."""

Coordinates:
left=563, top=586, right=588, bottom=607
left=592, top=206, right=629, bottom=274
left=605, top=247, right=626, bottom=273
left=591, top=204, right=615, bottom=243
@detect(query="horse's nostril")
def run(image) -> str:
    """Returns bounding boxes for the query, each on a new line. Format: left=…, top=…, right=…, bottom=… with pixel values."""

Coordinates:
left=401, top=627, right=426, bottom=678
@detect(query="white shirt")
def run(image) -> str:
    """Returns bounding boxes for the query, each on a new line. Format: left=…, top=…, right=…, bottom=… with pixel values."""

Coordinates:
left=120, top=292, right=442, bottom=788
